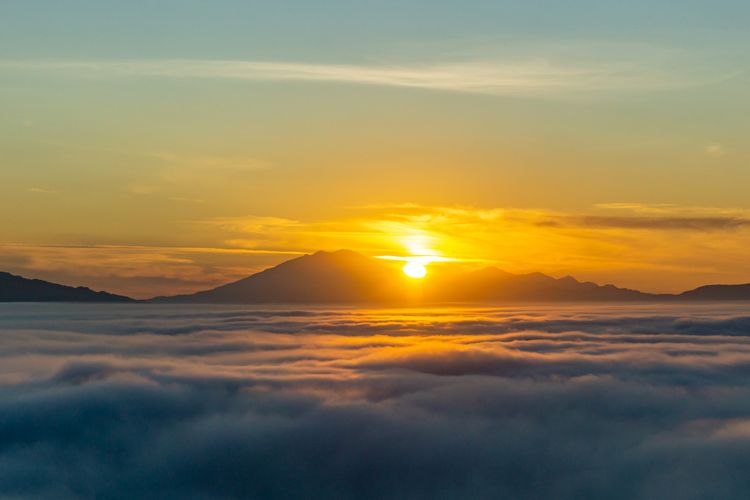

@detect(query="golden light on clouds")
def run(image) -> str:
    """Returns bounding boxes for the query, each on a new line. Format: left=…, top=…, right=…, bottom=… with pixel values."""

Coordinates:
left=401, top=233, right=439, bottom=257
left=3, top=203, right=750, bottom=298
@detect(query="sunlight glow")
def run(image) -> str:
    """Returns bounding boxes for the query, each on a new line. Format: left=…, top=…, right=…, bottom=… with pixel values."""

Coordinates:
left=402, top=260, right=427, bottom=279
left=402, top=233, right=437, bottom=256
left=377, top=253, right=457, bottom=280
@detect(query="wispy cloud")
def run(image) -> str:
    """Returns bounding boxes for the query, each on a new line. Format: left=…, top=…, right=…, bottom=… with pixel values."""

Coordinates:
left=168, top=197, right=205, bottom=204
left=0, top=243, right=305, bottom=299
left=705, top=144, right=726, bottom=157
left=27, top=187, right=56, bottom=194
left=0, top=58, right=717, bottom=96
left=546, top=215, right=750, bottom=231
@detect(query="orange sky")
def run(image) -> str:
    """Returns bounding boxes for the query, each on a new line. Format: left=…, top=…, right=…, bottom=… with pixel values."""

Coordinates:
left=2, top=2, right=750, bottom=298
left=2, top=202, right=750, bottom=298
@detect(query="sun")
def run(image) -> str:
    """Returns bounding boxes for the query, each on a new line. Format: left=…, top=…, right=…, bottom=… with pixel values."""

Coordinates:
left=376, top=253, right=451, bottom=279
left=402, top=261, right=427, bottom=279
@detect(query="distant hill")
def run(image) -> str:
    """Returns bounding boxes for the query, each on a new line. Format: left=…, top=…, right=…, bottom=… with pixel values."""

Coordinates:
left=428, top=267, right=651, bottom=302
left=0, top=272, right=133, bottom=302
left=679, top=284, right=750, bottom=300
left=152, top=249, right=657, bottom=304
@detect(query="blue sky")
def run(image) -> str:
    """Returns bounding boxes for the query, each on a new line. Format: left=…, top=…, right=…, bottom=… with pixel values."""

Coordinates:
left=3, top=1, right=749, bottom=60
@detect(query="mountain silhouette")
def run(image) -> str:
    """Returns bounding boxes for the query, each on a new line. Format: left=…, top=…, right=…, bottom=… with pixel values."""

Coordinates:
left=151, top=249, right=657, bottom=304
left=679, top=284, right=750, bottom=300
left=0, top=272, right=133, bottom=302
left=7, top=250, right=750, bottom=304
left=428, top=267, right=648, bottom=302
left=152, top=250, right=404, bottom=304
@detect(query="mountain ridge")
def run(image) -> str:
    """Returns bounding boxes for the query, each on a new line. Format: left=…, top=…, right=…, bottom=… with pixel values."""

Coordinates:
left=154, top=250, right=399, bottom=304
left=147, top=250, right=740, bottom=304
left=0, top=271, right=133, bottom=302
left=4, top=250, right=750, bottom=304
left=679, top=283, right=750, bottom=301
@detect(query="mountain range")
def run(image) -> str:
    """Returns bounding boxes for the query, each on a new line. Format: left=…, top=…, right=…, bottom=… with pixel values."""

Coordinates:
left=0, top=271, right=133, bottom=303
left=3, top=250, right=750, bottom=303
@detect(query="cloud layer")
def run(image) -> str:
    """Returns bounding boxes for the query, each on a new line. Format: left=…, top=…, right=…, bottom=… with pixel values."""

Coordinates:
left=2, top=303, right=750, bottom=498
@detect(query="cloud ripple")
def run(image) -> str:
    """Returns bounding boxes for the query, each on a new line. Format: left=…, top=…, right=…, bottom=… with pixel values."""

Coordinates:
left=2, top=303, right=750, bottom=499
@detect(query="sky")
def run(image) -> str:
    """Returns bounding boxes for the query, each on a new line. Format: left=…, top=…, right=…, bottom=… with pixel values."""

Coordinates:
left=1, top=0, right=750, bottom=298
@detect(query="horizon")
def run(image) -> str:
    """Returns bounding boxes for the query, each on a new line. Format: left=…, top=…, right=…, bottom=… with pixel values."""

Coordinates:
left=3, top=248, right=748, bottom=303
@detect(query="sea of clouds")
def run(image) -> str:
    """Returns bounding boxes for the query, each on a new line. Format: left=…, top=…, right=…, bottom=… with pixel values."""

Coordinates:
left=2, top=303, right=750, bottom=499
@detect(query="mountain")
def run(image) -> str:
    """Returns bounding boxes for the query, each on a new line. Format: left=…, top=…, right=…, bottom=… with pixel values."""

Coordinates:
left=679, top=284, right=750, bottom=300
left=8, top=250, right=750, bottom=304
left=0, top=272, right=133, bottom=302
left=152, top=249, right=656, bottom=304
left=428, top=267, right=650, bottom=302
left=152, top=250, right=405, bottom=304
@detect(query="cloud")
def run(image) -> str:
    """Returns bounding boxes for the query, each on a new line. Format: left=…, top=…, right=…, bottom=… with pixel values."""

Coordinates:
left=551, top=215, right=750, bottom=231
left=705, top=144, right=726, bottom=157
left=0, top=57, right=720, bottom=97
left=27, top=187, right=56, bottom=194
left=168, top=197, right=205, bottom=204
left=0, top=243, right=304, bottom=299
left=3, top=304, right=750, bottom=498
